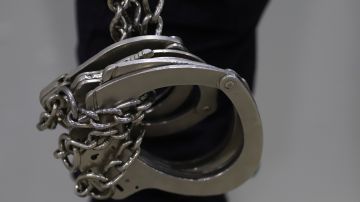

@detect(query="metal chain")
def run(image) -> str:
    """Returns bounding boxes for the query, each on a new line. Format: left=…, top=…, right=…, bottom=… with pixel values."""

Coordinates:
left=38, top=0, right=165, bottom=199
left=107, top=0, right=164, bottom=41
left=37, top=82, right=155, bottom=199
left=74, top=130, right=144, bottom=199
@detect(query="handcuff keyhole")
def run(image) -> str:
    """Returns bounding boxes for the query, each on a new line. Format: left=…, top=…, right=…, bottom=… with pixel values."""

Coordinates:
left=116, top=185, right=124, bottom=192
left=91, top=154, right=99, bottom=160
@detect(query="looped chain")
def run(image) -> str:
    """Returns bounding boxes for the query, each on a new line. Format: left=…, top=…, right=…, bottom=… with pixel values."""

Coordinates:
left=39, top=0, right=165, bottom=199
left=38, top=82, right=155, bottom=199
left=141, top=0, right=164, bottom=35
left=108, top=0, right=164, bottom=41
left=74, top=130, right=144, bottom=199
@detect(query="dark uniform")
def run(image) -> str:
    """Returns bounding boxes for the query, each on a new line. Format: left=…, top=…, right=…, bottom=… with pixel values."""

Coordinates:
left=76, top=1, right=269, bottom=202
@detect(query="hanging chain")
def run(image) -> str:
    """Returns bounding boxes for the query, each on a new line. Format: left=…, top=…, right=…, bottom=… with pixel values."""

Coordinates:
left=37, top=0, right=165, bottom=199
left=37, top=79, right=155, bottom=199
left=107, top=0, right=164, bottom=41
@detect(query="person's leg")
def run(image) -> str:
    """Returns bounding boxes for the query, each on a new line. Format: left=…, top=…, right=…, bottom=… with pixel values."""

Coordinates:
left=76, top=1, right=268, bottom=202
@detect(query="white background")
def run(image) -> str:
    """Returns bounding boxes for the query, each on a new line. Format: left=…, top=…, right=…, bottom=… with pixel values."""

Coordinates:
left=0, top=0, right=359, bottom=202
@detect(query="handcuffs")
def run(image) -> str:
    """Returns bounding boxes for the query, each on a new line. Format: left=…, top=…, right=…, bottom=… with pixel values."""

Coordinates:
left=37, top=1, right=262, bottom=200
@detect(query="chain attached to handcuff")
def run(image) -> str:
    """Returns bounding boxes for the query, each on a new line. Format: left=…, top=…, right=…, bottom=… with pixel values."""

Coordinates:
left=38, top=0, right=163, bottom=199
left=37, top=82, right=155, bottom=198
left=37, top=0, right=262, bottom=199
left=108, top=0, right=164, bottom=41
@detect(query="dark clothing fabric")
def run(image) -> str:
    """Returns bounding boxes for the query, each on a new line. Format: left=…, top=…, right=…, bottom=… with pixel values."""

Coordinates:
left=76, top=1, right=268, bottom=202
left=76, top=0, right=268, bottom=89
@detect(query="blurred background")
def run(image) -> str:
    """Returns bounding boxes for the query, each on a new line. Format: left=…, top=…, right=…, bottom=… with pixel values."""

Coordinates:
left=0, top=0, right=359, bottom=202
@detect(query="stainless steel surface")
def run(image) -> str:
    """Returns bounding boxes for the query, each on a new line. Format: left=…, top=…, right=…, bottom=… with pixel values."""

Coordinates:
left=101, top=56, right=219, bottom=136
left=85, top=65, right=262, bottom=199
left=102, top=57, right=207, bottom=82
left=107, top=0, right=164, bottom=41
left=71, top=71, right=103, bottom=103
left=39, top=35, right=182, bottom=107
left=51, top=89, right=154, bottom=199
left=37, top=1, right=262, bottom=199
left=144, top=85, right=218, bottom=136
left=1, top=1, right=357, bottom=202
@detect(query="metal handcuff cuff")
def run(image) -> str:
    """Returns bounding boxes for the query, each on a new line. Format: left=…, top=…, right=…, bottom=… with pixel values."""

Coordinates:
left=37, top=0, right=262, bottom=200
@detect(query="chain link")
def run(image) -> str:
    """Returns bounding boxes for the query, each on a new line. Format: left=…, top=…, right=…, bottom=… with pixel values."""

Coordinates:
left=107, top=0, right=164, bottom=41
left=38, top=81, right=155, bottom=199
left=38, top=0, right=165, bottom=199
left=74, top=130, right=144, bottom=199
